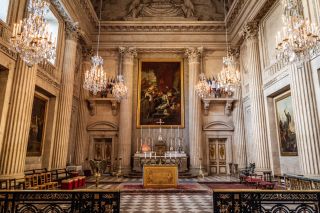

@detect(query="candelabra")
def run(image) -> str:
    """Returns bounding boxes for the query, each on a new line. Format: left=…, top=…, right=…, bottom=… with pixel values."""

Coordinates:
left=10, top=0, right=56, bottom=66
left=276, top=0, right=320, bottom=62
left=217, top=54, right=240, bottom=95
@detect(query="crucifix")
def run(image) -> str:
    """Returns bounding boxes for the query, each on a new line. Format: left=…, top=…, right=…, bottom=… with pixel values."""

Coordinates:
left=156, top=119, right=165, bottom=133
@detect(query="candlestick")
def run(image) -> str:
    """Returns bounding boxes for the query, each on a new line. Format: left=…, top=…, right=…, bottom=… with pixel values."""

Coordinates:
left=144, top=152, right=146, bottom=159
left=136, top=138, right=139, bottom=153
left=151, top=138, right=153, bottom=152
left=171, top=125, right=173, bottom=137
left=150, top=152, right=152, bottom=159
left=178, top=126, right=179, bottom=138
left=170, top=153, right=171, bottom=159
left=149, top=126, right=151, bottom=137
left=154, top=153, right=156, bottom=159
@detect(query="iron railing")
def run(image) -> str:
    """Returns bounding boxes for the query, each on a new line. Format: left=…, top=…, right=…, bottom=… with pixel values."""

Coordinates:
left=213, top=189, right=320, bottom=213
left=0, top=190, right=120, bottom=213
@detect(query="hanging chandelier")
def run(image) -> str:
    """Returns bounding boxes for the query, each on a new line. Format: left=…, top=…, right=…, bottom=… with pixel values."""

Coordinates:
left=10, top=0, right=56, bottom=66
left=216, top=0, right=241, bottom=95
left=195, top=73, right=210, bottom=99
left=113, top=50, right=128, bottom=102
left=217, top=51, right=241, bottom=94
left=276, top=0, right=320, bottom=62
left=83, top=0, right=107, bottom=95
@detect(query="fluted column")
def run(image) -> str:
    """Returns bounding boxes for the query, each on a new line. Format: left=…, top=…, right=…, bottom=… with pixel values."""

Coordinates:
left=290, top=61, right=320, bottom=176
left=241, top=22, right=270, bottom=171
left=233, top=87, right=247, bottom=169
left=74, top=49, right=91, bottom=166
left=118, top=47, right=136, bottom=173
left=185, top=47, right=203, bottom=172
left=0, top=59, right=37, bottom=179
left=51, top=27, right=78, bottom=169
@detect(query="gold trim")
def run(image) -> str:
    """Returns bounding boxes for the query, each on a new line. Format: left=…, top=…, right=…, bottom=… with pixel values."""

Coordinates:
left=274, top=91, right=298, bottom=156
left=137, top=58, right=185, bottom=128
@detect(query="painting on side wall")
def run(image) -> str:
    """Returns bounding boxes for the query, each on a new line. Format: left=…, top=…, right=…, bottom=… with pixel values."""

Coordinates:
left=27, top=95, right=48, bottom=156
left=275, top=92, right=298, bottom=156
left=137, top=59, right=184, bottom=128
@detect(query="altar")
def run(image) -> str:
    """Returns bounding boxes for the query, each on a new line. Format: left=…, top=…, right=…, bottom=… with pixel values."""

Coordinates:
left=143, top=165, right=178, bottom=188
left=133, top=152, right=188, bottom=172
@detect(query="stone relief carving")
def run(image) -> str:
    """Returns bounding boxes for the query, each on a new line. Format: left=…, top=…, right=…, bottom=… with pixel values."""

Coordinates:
left=90, top=0, right=229, bottom=21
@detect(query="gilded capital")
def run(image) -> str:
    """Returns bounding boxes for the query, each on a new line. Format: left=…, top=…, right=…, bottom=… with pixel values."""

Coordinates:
left=185, top=47, right=203, bottom=63
left=240, top=22, right=259, bottom=40
left=66, top=22, right=80, bottom=41
left=82, top=47, right=94, bottom=61
left=228, top=47, right=240, bottom=59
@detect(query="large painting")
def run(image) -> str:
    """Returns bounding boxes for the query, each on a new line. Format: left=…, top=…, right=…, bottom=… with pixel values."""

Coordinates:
left=275, top=92, right=298, bottom=156
left=27, top=95, right=48, bottom=156
left=137, top=59, right=184, bottom=128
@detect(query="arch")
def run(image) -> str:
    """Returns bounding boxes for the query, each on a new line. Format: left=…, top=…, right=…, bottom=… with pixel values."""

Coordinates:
left=203, top=121, right=234, bottom=131
left=87, top=121, right=118, bottom=131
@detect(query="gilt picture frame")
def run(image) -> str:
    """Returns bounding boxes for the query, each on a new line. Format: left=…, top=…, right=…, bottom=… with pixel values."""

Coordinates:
left=274, top=91, right=298, bottom=156
left=27, top=94, right=48, bottom=156
left=137, top=59, right=184, bottom=128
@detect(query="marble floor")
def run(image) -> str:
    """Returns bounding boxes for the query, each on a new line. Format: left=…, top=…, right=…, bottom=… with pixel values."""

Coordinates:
left=120, top=193, right=213, bottom=213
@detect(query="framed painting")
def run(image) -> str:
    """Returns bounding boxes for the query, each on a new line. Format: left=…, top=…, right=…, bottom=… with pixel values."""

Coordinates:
left=27, top=94, right=48, bottom=156
left=137, top=59, right=184, bottom=128
left=274, top=91, right=298, bottom=156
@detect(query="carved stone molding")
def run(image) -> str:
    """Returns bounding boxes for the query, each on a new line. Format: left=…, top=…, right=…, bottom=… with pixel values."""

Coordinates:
left=202, top=98, right=236, bottom=116
left=36, top=68, right=60, bottom=90
left=82, top=47, right=94, bottom=61
left=185, top=47, right=203, bottom=63
left=50, top=0, right=74, bottom=26
left=86, top=98, right=119, bottom=116
left=203, top=121, right=234, bottom=131
left=240, top=21, right=259, bottom=40
left=100, top=23, right=226, bottom=32
left=0, top=42, right=17, bottom=60
left=87, top=121, right=119, bottom=131
left=228, top=47, right=240, bottom=58
left=227, top=0, right=247, bottom=28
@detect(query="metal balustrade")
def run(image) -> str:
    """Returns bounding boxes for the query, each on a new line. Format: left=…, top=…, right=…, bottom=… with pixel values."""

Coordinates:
left=0, top=190, right=120, bottom=213
left=213, top=189, right=320, bottom=213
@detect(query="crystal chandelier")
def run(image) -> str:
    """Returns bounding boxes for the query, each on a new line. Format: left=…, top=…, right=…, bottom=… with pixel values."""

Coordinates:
left=216, top=0, right=241, bottom=95
left=276, top=0, right=320, bottom=62
left=83, top=55, right=106, bottom=95
left=10, top=0, right=56, bottom=66
left=113, top=51, right=128, bottom=102
left=195, top=73, right=210, bottom=99
left=83, top=0, right=107, bottom=95
left=217, top=52, right=241, bottom=94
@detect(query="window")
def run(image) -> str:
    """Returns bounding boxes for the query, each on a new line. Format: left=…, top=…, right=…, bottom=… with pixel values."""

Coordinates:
left=45, top=9, right=59, bottom=64
left=0, top=0, right=10, bottom=23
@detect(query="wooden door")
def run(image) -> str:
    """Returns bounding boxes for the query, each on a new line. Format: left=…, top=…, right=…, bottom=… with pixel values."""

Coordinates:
left=93, top=138, right=113, bottom=173
left=208, top=138, right=227, bottom=175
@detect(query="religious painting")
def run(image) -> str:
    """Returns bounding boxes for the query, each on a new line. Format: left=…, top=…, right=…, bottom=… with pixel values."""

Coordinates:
left=275, top=92, right=298, bottom=156
left=27, top=95, right=48, bottom=156
left=137, top=59, right=184, bottom=128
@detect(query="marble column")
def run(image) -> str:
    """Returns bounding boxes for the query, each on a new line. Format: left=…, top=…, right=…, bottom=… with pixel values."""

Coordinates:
left=118, top=47, right=136, bottom=173
left=185, top=47, right=203, bottom=172
left=51, top=27, right=78, bottom=169
left=74, top=49, right=91, bottom=166
left=241, top=22, right=270, bottom=171
left=290, top=61, right=320, bottom=176
left=0, top=59, right=37, bottom=179
left=233, top=87, right=247, bottom=169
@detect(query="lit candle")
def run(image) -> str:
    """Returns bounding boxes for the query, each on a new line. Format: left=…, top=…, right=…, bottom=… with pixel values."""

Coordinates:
left=151, top=138, right=153, bottom=151
left=154, top=153, right=156, bottom=159
left=170, top=153, right=171, bottom=159
left=136, top=137, right=139, bottom=153
left=178, top=126, right=179, bottom=138
left=144, top=152, right=146, bottom=159
left=149, top=126, right=151, bottom=137
left=150, top=152, right=152, bottom=159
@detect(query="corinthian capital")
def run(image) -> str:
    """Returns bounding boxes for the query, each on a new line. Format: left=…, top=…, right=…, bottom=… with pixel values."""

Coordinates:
left=119, top=46, right=137, bottom=59
left=185, top=47, right=203, bottom=63
left=240, top=22, right=259, bottom=40
left=66, top=22, right=80, bottom=41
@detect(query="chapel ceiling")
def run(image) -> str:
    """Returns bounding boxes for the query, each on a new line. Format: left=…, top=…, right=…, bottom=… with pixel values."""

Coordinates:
left=90, top=0, right=234, bottom=21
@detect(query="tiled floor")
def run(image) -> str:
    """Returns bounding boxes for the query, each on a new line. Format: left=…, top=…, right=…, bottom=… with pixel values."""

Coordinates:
left=121, top=194, right=213, bottom=213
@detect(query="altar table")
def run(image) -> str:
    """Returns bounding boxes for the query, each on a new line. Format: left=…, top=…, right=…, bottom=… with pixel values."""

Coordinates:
left=143, top=165, right=178, bottom=188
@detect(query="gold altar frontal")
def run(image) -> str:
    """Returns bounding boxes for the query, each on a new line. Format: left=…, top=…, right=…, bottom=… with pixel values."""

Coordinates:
left=143, top=165, right=178, bottom=188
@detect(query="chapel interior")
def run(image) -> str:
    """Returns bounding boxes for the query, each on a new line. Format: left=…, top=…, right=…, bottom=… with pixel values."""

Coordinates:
left=1, top=0, right=320, bottom=212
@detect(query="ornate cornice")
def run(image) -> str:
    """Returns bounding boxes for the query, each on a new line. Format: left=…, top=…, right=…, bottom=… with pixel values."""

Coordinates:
left=66, top=22, right=80, bottom=41
left=50, top=0, right=74, bottom=25
left=0, top=42, right=17, bottom=60
left=36, top=68, right=60, bottom=90
left=227, top=0, right=248, bottom=29
left=76, top=0, right=97, bottom=25
left=253, top=0, right=278, bottom=23
left=100, top=22, right=226, bottom=32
